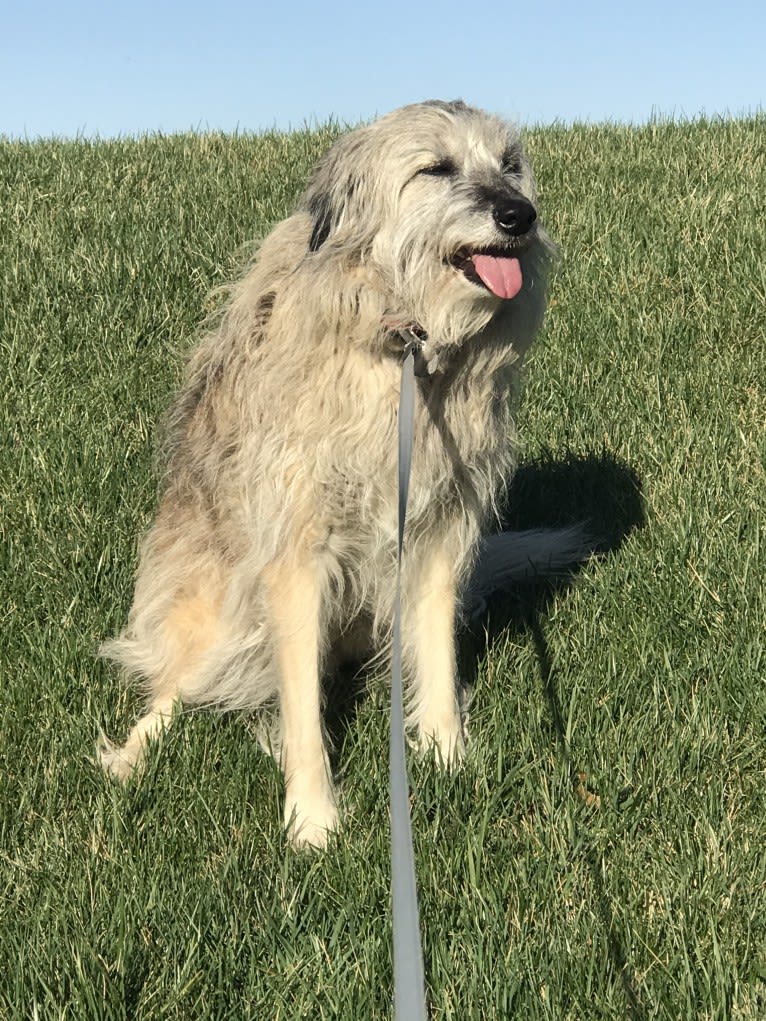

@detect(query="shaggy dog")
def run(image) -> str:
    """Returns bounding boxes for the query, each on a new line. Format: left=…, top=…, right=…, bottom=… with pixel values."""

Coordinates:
left=99, top=100, right=574, bottom=848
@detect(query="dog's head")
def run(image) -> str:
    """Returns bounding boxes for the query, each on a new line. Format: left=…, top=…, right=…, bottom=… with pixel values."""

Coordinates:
left=300, top=100, right=554, bottom=353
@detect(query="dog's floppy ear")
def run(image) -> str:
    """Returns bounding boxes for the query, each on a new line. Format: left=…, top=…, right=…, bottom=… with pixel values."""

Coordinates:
left=307, top=191, right=334, bottom=252
left=304, top=164, right=360, bottom=253
left=301, top=133, right=375, bottom=255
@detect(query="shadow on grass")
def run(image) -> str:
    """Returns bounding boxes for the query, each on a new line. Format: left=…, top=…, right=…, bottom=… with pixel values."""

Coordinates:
left=327, top=447, right=645, bottom=747
left=501, top=444, right=645, bottom=552
left=328, top=447, right=648, bottom=1016
left=450, top=446, right=646, bottom=694
left=327, top=447, right=644, bottom=758
left=465, top=448, right=648, bottom=1019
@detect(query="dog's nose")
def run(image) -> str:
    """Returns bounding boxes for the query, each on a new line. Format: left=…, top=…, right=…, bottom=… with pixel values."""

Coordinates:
left=492, top=197, right=537, bottom=237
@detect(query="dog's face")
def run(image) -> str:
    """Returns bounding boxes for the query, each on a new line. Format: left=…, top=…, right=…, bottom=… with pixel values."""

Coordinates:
left=301, top=100, right=553, bottom=350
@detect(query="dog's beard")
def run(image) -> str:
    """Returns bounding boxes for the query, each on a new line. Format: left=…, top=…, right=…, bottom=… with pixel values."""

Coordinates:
left=382, top=246, right=530, bottom=350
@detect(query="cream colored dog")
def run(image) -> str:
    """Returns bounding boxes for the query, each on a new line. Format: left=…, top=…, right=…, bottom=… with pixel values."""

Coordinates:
left=99, top=100, right=559, bottom=848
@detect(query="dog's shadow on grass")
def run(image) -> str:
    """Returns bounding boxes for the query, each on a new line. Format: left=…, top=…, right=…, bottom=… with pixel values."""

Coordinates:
left=483, top=450, right=649, bottom=1019
left=459, top=446, right=645, bottom=685
left=326, top=447, right=645, bottom=752
left=327, top=448, right=648, bottom=1019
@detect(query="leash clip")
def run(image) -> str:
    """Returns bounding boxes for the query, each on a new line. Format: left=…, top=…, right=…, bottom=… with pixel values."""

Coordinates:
left=400, top=327, right=439, bottom=377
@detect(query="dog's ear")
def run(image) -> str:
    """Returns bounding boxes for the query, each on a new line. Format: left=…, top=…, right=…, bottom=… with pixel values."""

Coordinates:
left=307, top=191, right=334, bottom=252
left=305, top=170, right=360, bottom=253
left=302, top=136, right=375, bottom=256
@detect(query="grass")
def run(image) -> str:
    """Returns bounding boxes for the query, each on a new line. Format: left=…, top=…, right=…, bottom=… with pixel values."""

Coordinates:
left=1, top=115, right=765, bottom=1019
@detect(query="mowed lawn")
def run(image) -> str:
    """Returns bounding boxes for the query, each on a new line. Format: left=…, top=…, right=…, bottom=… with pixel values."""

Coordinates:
left=1, top=116, right=764, bottom=1020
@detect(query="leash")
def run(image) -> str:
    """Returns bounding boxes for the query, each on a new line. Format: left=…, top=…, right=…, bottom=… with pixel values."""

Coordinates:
left=390, top=338, right=428, bottom=1021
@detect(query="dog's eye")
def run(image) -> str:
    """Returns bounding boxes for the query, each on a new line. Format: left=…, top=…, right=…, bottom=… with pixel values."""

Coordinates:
left=501, top=153, right=523, bottom=176
left=418, top=159, right=457, bottom=178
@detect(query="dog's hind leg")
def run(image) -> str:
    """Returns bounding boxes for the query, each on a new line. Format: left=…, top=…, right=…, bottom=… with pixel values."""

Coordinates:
left=262, top=550, right=337, bottom=849
left=98, top=583, right=223, bottom=780
left=98, top=692, right=178, bottom=780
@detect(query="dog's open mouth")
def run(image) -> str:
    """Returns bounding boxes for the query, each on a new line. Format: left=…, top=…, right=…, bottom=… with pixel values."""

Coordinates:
left=452, top=248, right=523, bottom=300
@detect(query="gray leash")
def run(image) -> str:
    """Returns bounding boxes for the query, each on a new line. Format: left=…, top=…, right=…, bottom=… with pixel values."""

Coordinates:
left=390, top=340, right=428, bottom=1021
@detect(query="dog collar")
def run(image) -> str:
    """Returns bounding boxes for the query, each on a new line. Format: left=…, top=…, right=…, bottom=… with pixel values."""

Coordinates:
left=382, top=318, right=439, bottom=376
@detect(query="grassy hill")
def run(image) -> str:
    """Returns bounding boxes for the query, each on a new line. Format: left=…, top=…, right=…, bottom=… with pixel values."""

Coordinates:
left=1, top=116, right=765, bottom=1019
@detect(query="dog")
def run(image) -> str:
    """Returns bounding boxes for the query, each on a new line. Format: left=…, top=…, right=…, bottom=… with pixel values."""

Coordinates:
left=99, top=99, right=574, bottom=848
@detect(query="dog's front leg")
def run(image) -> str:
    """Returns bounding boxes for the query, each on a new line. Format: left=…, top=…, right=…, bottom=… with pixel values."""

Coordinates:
left=263, top=552, right=337, bottom=849
left=406, top=547, right=465, bottom=766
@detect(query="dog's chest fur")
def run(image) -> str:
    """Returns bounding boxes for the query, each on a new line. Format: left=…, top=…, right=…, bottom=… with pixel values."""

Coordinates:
left=178, top=323, right=521, bottom=560
left=279, top=337, right=518, bottom=564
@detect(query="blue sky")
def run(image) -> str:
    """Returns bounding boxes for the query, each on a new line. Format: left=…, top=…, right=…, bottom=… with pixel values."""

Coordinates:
left=2, top=0, right=764, bottom=138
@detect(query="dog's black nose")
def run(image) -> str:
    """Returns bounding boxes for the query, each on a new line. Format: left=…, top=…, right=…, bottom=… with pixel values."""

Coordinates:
left=493, top=197, right=537, bottom=237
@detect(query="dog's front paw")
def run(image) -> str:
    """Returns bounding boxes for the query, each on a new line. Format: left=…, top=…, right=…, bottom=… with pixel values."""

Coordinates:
left=284, top=783, right=339, bottom=850
left=417, top=717, right=466, bottom=770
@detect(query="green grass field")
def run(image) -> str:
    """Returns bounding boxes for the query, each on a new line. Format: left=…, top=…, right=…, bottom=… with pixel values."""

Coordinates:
left=1, top=116, right=765, bottom=1020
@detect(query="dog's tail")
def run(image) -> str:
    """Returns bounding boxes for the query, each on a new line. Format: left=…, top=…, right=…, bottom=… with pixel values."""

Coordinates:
left=463, top=525, right=594, bottom=619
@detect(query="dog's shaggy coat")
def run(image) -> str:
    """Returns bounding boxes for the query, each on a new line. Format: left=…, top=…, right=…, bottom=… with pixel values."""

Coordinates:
left=99, top=100, right=564, bottom=847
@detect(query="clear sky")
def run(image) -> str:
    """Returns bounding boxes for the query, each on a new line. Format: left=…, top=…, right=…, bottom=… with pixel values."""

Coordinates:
left=2, top=0, right=764, bottom=138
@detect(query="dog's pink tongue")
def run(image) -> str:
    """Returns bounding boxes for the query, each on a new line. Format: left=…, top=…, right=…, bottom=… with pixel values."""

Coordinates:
left=471, top=254, right=523, bottom=300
